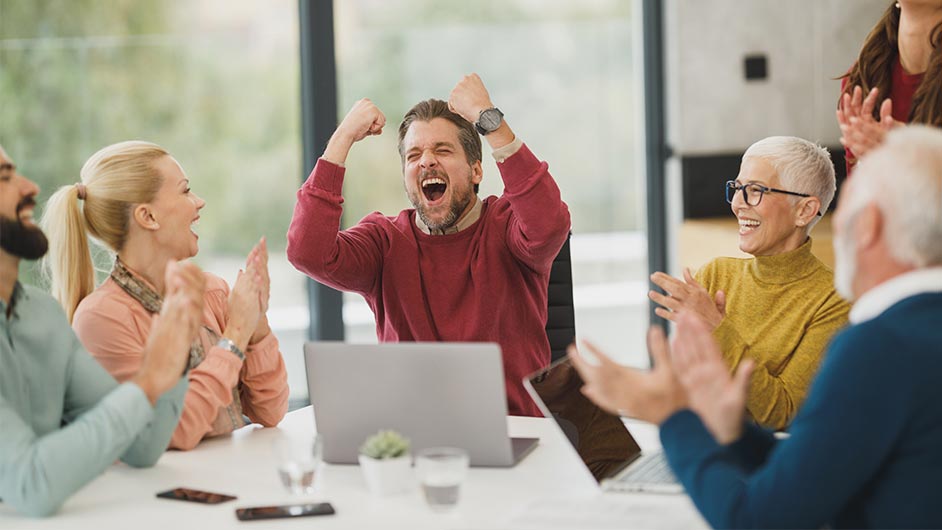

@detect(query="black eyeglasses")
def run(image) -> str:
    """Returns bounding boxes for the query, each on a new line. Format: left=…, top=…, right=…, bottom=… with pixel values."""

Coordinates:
left=725, top=180, right=822, bottom=216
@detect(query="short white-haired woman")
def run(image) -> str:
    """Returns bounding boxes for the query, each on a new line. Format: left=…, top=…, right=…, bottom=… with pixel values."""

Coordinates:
left=648, top=136, right=850, bottom=430
left=41, top=140, right=288, bottom=450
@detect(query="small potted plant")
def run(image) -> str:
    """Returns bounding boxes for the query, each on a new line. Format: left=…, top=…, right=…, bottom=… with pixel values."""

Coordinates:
left=358, top=430, right=413, bottom=496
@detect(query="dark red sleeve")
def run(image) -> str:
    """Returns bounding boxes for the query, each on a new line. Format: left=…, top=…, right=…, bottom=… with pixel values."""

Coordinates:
left=498, top=144, right=571, bottom=273
left=286, top=159, right=387, bottom=295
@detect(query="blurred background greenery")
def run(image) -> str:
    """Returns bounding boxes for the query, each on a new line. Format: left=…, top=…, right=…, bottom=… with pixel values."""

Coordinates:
left=1, top=0, right=300, bottom=271
left=1, top=0, right=648, bottom=400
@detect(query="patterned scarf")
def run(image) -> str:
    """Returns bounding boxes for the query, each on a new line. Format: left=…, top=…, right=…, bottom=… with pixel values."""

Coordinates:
left=110, top=257, right=245, bottom=431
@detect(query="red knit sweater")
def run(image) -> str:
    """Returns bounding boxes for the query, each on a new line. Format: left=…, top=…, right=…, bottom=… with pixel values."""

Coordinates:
left=286, top=144, right=571, bottom=416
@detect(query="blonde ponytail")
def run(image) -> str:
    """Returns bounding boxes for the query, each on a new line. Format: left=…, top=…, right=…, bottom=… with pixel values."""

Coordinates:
left=40, top=140, right=168, bottom=322
left=42, top=184, right=95, bottom=322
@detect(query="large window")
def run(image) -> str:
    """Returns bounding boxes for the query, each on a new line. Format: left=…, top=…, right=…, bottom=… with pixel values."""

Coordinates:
left=0, top=0, right=312, bottom=400
left=334, top=0, right=651, bottom=367
left=2, top=0, right=653, bottom=410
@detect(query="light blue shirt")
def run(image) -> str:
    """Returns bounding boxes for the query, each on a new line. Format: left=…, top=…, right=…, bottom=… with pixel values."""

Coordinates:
left=0, top=282, right=187, bottom=517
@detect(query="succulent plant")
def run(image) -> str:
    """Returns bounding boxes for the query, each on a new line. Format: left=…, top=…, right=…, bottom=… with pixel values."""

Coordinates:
left=359, top=430, right=411, bottom=459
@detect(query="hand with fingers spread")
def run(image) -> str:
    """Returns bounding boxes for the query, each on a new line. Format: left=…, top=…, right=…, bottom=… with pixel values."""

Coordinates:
left=836, top=85, right=897, bottom=161
left=322, top=98, right=386, bottom=165
left=246, top=237, right=272, bottom=346
left=132, top=261, right=207, bottom=405
left=671, top=312, right=754, bottom=445
left=224, top=247, right=264, bottom=354
left=649, top=268, right=725, bottom=329
left=568, top=329, right=686, bottom=424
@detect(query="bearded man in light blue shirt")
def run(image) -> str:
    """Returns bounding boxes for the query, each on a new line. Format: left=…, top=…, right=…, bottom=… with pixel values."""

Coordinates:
left=0, top=144, right=205, bottom=517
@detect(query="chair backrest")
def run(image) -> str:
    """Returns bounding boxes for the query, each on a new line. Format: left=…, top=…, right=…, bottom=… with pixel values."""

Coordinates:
left=545, top=233, right=575, bottom=363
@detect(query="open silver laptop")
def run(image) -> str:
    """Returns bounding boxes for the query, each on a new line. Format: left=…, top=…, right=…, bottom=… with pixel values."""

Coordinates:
left=304, top=342, right=538, bottom=467
left=523, top=357, right=682, bottom=494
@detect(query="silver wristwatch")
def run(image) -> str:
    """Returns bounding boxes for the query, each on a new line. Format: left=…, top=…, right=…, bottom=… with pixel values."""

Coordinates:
left=475, top=107, right=504, bottom=135
left=216, top=337, right=245, bottom=361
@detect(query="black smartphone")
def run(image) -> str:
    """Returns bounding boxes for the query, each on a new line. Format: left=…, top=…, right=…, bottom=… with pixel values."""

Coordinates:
left=156, top=487, right=237, bottom=504
left=235, top=502, right=335, bottom=521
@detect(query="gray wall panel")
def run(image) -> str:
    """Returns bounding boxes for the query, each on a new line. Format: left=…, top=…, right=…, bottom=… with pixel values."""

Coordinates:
left=666, top=0, right=888, bottom=155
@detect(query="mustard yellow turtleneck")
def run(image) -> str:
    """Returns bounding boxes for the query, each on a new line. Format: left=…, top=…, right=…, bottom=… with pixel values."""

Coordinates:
left=695, top=238, right=851, bottom=430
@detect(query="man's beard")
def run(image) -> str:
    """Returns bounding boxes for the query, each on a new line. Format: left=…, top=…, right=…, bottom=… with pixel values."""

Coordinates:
left=408, top=169, right=475, bottom=232
left=0, top=200, right=49, bottom=260
left=833, top=229, right=857, bottom=302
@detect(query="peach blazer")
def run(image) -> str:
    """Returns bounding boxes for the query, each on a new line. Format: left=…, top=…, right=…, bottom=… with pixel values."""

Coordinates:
left=73, top=271, right=289, bottom=450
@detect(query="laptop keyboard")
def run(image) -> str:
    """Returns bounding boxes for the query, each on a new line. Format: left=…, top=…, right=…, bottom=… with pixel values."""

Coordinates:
left=615, top=452, right=677, bottom=485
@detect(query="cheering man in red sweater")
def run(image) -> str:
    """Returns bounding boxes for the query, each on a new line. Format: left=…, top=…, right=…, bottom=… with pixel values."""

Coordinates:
left=286, top=74, right=571, bottom=416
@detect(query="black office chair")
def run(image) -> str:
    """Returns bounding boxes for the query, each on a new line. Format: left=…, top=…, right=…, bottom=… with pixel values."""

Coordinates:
left=545, top=233, right=576, bottom=363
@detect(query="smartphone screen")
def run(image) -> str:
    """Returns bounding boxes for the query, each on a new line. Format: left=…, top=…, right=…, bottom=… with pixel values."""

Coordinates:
left=235, top=502, right=335, bottom=521
left=156, top=487, right=237, bottom=504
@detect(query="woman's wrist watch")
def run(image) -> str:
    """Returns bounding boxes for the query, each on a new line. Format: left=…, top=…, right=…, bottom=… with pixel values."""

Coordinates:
left=216, top=337, right=245, bottom=361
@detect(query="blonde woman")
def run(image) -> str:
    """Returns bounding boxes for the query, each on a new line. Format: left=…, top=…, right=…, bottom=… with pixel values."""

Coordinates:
left=41, top=141, right=288, bottom=450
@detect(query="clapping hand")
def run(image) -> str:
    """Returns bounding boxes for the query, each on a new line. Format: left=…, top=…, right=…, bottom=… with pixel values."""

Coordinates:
left=247, top=237, right=272, bottom=346
left=649, top=268, right=725, bottom=329
left=224, top=241, right=265, bottom=353
left=568, top=329, right=686, bottom=425
left=836, top=85, right=896, bottom=161
left=670, top=312, right=753, bottom=445
left=133, top=261, right=206, bottom=404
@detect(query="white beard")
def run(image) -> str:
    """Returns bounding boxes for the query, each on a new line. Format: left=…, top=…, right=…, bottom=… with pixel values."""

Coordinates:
left=833, top=231, right=857, bottom=301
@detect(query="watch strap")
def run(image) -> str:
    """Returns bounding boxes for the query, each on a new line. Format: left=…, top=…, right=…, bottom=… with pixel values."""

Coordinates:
left=216, top=337, right=245, bottom=361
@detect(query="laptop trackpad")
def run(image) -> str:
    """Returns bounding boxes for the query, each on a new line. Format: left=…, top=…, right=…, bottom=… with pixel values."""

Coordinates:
left=511, top=437, right=539, bottom=465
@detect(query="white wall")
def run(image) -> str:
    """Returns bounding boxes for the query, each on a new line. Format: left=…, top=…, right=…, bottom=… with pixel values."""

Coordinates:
left=665, top=0, right=889, bottom=155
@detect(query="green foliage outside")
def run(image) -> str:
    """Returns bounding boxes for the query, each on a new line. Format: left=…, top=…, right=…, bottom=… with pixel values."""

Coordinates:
left=332, top=0, right=638, bottom=234
left=0, top=0, right=301, bottom=284
left=1, top=0, right=638, bottom=288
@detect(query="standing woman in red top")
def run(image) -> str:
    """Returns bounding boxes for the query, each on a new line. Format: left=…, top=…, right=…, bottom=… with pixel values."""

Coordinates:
left=837, top=0, right=942, bottom=174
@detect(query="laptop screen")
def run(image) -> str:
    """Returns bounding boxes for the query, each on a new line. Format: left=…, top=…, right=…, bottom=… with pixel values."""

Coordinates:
left=526, top=357, right=642, bottom=482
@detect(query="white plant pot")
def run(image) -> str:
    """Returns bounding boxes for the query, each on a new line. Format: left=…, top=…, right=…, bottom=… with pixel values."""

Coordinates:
left=358, top=454, right=414, bottom=496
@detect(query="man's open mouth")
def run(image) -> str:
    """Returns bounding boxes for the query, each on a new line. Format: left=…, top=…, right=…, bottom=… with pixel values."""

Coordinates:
left=16, top=199, right=37, bottom=226
left=422, top=177, right=447, bottom=202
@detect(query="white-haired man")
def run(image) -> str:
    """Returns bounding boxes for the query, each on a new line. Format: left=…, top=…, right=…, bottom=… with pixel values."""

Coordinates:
left=571, top=125, right=942, bottom=528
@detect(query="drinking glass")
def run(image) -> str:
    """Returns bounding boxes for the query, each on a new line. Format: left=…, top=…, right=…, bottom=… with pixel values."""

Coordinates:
left=273, top=433, right=323, bottom=496
left=415, top=447, right=469, bottom=512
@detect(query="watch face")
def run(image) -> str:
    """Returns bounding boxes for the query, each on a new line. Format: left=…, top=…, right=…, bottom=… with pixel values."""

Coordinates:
left=478, top=108, right=503, bottom=132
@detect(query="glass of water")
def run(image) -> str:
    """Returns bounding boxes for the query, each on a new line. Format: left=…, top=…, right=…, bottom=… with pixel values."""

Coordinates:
left=415, top=447, right=469, bottom=512
left=273, top=433, right=323, bottom=496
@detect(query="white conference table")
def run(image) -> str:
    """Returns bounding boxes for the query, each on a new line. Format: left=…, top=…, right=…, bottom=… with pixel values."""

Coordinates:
left=1, top=408, right=707, bottom=529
